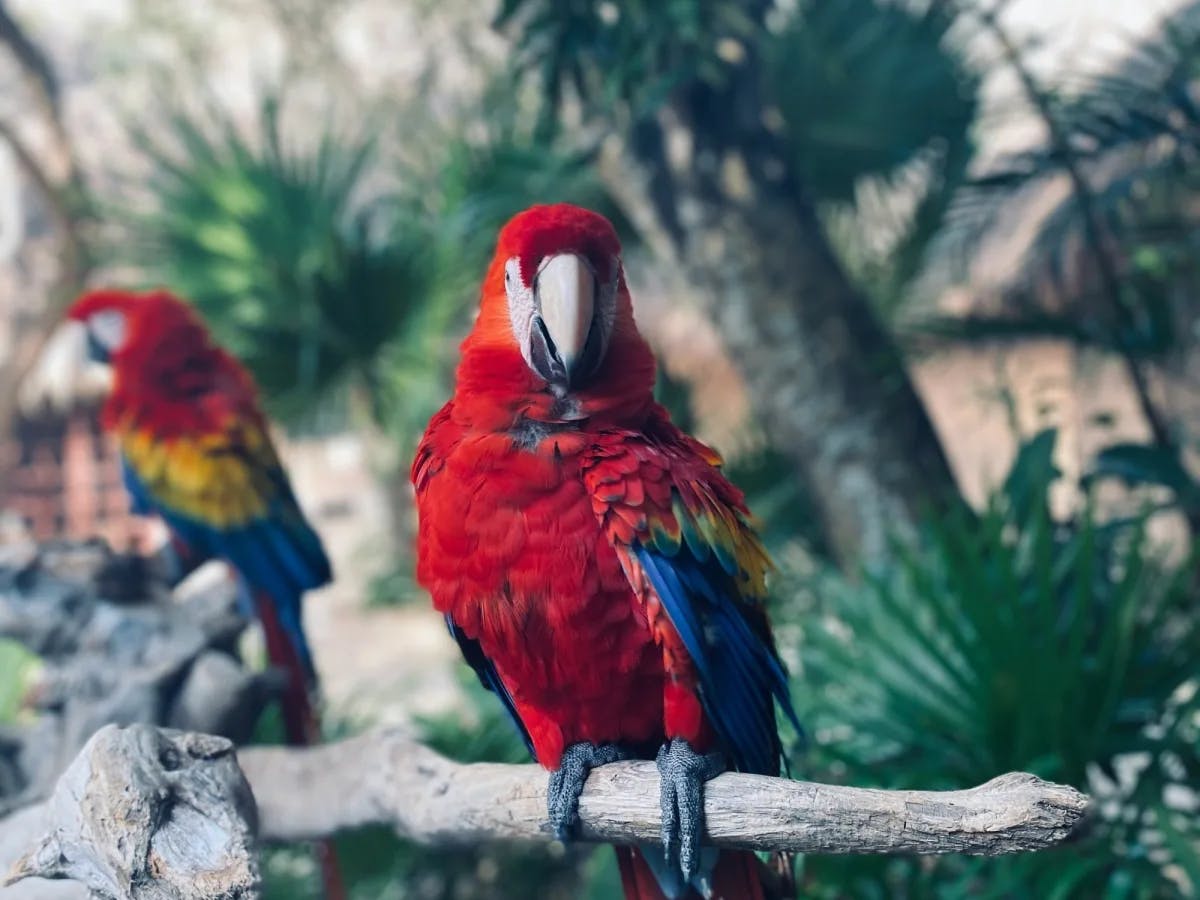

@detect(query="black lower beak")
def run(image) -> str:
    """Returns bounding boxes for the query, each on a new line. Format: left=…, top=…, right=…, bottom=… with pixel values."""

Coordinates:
left=86, top=329, right=110, bottom=364
left=529, top=316, right=604, bottom=391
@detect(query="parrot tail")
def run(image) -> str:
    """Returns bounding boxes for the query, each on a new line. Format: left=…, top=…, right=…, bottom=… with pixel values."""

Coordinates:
left=616, top=846, right=789, bottom=900
left=254, top=589, right=319, bottom=746
left=254, top=591, right=348, bottom=900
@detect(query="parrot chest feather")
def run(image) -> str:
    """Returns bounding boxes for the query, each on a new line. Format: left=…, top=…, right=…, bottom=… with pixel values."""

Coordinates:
left=416, top=430, right=665, bottom=767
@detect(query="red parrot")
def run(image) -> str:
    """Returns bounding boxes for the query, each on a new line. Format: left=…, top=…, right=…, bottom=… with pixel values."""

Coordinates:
left=65, top=288, right=345, bottom=899
left=413, top=204, right=800, bottom=900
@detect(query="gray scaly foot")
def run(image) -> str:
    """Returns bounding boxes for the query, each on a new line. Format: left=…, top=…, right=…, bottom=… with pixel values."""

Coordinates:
left=547, top=742, right=627, bottom=840
left=657, top=737, right=724, bottom=882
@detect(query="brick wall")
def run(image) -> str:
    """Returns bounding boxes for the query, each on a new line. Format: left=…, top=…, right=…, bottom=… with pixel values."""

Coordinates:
left=0, top=407, right=155, bottom=548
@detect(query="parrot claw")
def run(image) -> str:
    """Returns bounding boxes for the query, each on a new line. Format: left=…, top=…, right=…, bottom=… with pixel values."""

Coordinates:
left=547, top=742, right=628, bottom=840
left=656, top=738, right=724, bottom=883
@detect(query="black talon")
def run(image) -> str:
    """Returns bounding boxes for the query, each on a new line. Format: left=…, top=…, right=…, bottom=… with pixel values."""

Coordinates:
left=656, top=738, right=724, bottom=882
left=547, top=742, right=627, bottom=840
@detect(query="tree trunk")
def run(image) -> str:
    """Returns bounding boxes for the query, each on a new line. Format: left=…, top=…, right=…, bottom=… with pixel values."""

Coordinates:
left=601, top=113, right=963, bottom=569
left=0, top=1, right=94, bottom=440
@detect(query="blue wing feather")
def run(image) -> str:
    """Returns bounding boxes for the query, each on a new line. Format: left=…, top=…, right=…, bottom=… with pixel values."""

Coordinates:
left=634, top=544, right=802, bottom=776
left=120, top=457, right=155, bottom=516
left=120, top=452, right=328, bottom=680
left=446, top=615, right=534, bottom=757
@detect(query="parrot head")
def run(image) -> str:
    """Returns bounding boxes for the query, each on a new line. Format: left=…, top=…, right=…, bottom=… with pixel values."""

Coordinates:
left=67, top=288, right=208, bottom=366
left=495, top=204, right=622, bottom=394
left=461, top=203, right=655, bottom=423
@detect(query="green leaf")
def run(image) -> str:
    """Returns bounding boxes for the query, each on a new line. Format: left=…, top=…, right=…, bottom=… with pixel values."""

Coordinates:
left=765, top=0, right=977, bottom=202
left=1088, top=442, right=1200, bottom=500
left=1002, top=427, right=1061, bottom=526
left=785, top=429, right=1199, bottom=896
left=1155, top=807, right=1200, bottom=896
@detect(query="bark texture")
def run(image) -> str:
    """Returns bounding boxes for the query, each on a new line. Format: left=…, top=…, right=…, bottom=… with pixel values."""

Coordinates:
left=5, top=725, right=259, bottom=900
left=239, top=730, right=1089, bottom=855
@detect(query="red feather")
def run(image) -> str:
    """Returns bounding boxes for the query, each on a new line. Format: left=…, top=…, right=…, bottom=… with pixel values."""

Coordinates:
left=69, top=289, right=264, bottom=439
left=617, top=847, right=774, bottom=900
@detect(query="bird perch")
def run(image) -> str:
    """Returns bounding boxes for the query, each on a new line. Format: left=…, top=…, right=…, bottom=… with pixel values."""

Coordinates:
left=3, top=724, right=1091, bottom=898
left=240, top=729, right=1090, bottom=856
left=3, top=723, right=1091, bottom=898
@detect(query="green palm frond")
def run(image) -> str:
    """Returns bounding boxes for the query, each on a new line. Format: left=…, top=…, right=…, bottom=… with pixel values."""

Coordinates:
left=114, top=94, right=444, bottom=428
left=495, top=0, right=763, bottom=125
left=763, top=0, right=979, bottom=312
left=765, top=0, right=977, bottom=203
left=432, top=101, right=633, bottom=272
left=788, top=429, right=1200, bottom=897
left=929, top=0, right=1200, bottom=329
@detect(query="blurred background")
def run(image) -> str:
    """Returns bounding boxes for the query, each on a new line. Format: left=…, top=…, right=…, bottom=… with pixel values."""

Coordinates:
left=0, top=0, right=1198, bottom=897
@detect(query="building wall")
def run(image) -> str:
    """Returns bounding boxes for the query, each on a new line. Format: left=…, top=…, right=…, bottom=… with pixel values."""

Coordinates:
left=0, top=407, right=155, bottom=548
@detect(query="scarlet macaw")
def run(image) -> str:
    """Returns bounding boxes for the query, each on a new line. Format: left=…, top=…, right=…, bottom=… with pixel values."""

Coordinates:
left=65, top=288, right=344, bottom=897
left=413, top=204, right=800, bottom=899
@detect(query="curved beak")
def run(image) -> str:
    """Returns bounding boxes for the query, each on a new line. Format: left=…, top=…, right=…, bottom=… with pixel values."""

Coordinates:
left=17, top=320, right=108, bottom=414
left=532, top=254, right=599, bottom=389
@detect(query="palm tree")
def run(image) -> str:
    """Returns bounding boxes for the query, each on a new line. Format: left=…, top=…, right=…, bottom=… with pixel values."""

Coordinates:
left=918, top=0, right=1200, bottom=524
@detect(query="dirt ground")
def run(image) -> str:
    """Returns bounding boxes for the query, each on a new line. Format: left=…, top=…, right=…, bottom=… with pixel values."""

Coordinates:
left=277, top=434, right=462, bottom=729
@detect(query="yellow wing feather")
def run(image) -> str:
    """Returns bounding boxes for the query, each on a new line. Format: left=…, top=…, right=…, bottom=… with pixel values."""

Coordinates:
left=119, top=421, right=278, bottom=528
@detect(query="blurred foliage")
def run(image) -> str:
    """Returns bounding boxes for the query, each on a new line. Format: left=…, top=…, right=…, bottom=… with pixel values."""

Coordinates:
left=0, top=640, right=35, bottom=724
left=117, top=88, right=626, bottom=447
left=118, top=96, right=447, bottom=429
left=498, top=0, right=980, bottom=312
left=765, top=0, right=975, bottom=204
left=495, top=0, right=762, bottom=125
left=924, top=0, right=1200, bottom=364
left=430, top=89, right=634, bottom=263
left=788, top=430, right=1200, bottom=898
left=939, top=0, right=1200, bottom=301
left=1087, top=442, right=1200, bottom=519
left=654, top=367, right=827, bottom=556
left=909, top=0, right=1200, bottom=536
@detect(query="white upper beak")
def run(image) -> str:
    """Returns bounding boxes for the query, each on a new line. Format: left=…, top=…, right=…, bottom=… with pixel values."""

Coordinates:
left=536, top=253, right=595, bottom=373
left=17, top=320, right=110, bottom=413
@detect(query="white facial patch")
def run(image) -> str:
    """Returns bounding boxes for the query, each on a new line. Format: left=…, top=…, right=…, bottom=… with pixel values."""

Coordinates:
left=88, top=309, right=128, bottom=354
left=504, top=257, right=539, bottom=371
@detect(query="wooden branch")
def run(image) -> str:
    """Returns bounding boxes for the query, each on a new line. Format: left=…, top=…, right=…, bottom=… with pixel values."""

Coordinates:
left=0, top=725, right=1090, bottom=899
left=240, top=730, right=1091, bottom=856
left=0, top=803, right=81, bottom=899
left=0, top=547, right=1091, bottom=897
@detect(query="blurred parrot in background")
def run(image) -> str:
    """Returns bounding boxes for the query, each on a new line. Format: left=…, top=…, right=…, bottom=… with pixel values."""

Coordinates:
left=413, top=204, right=801, bottom=900
left=65, top=288, right=345, bottom=899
